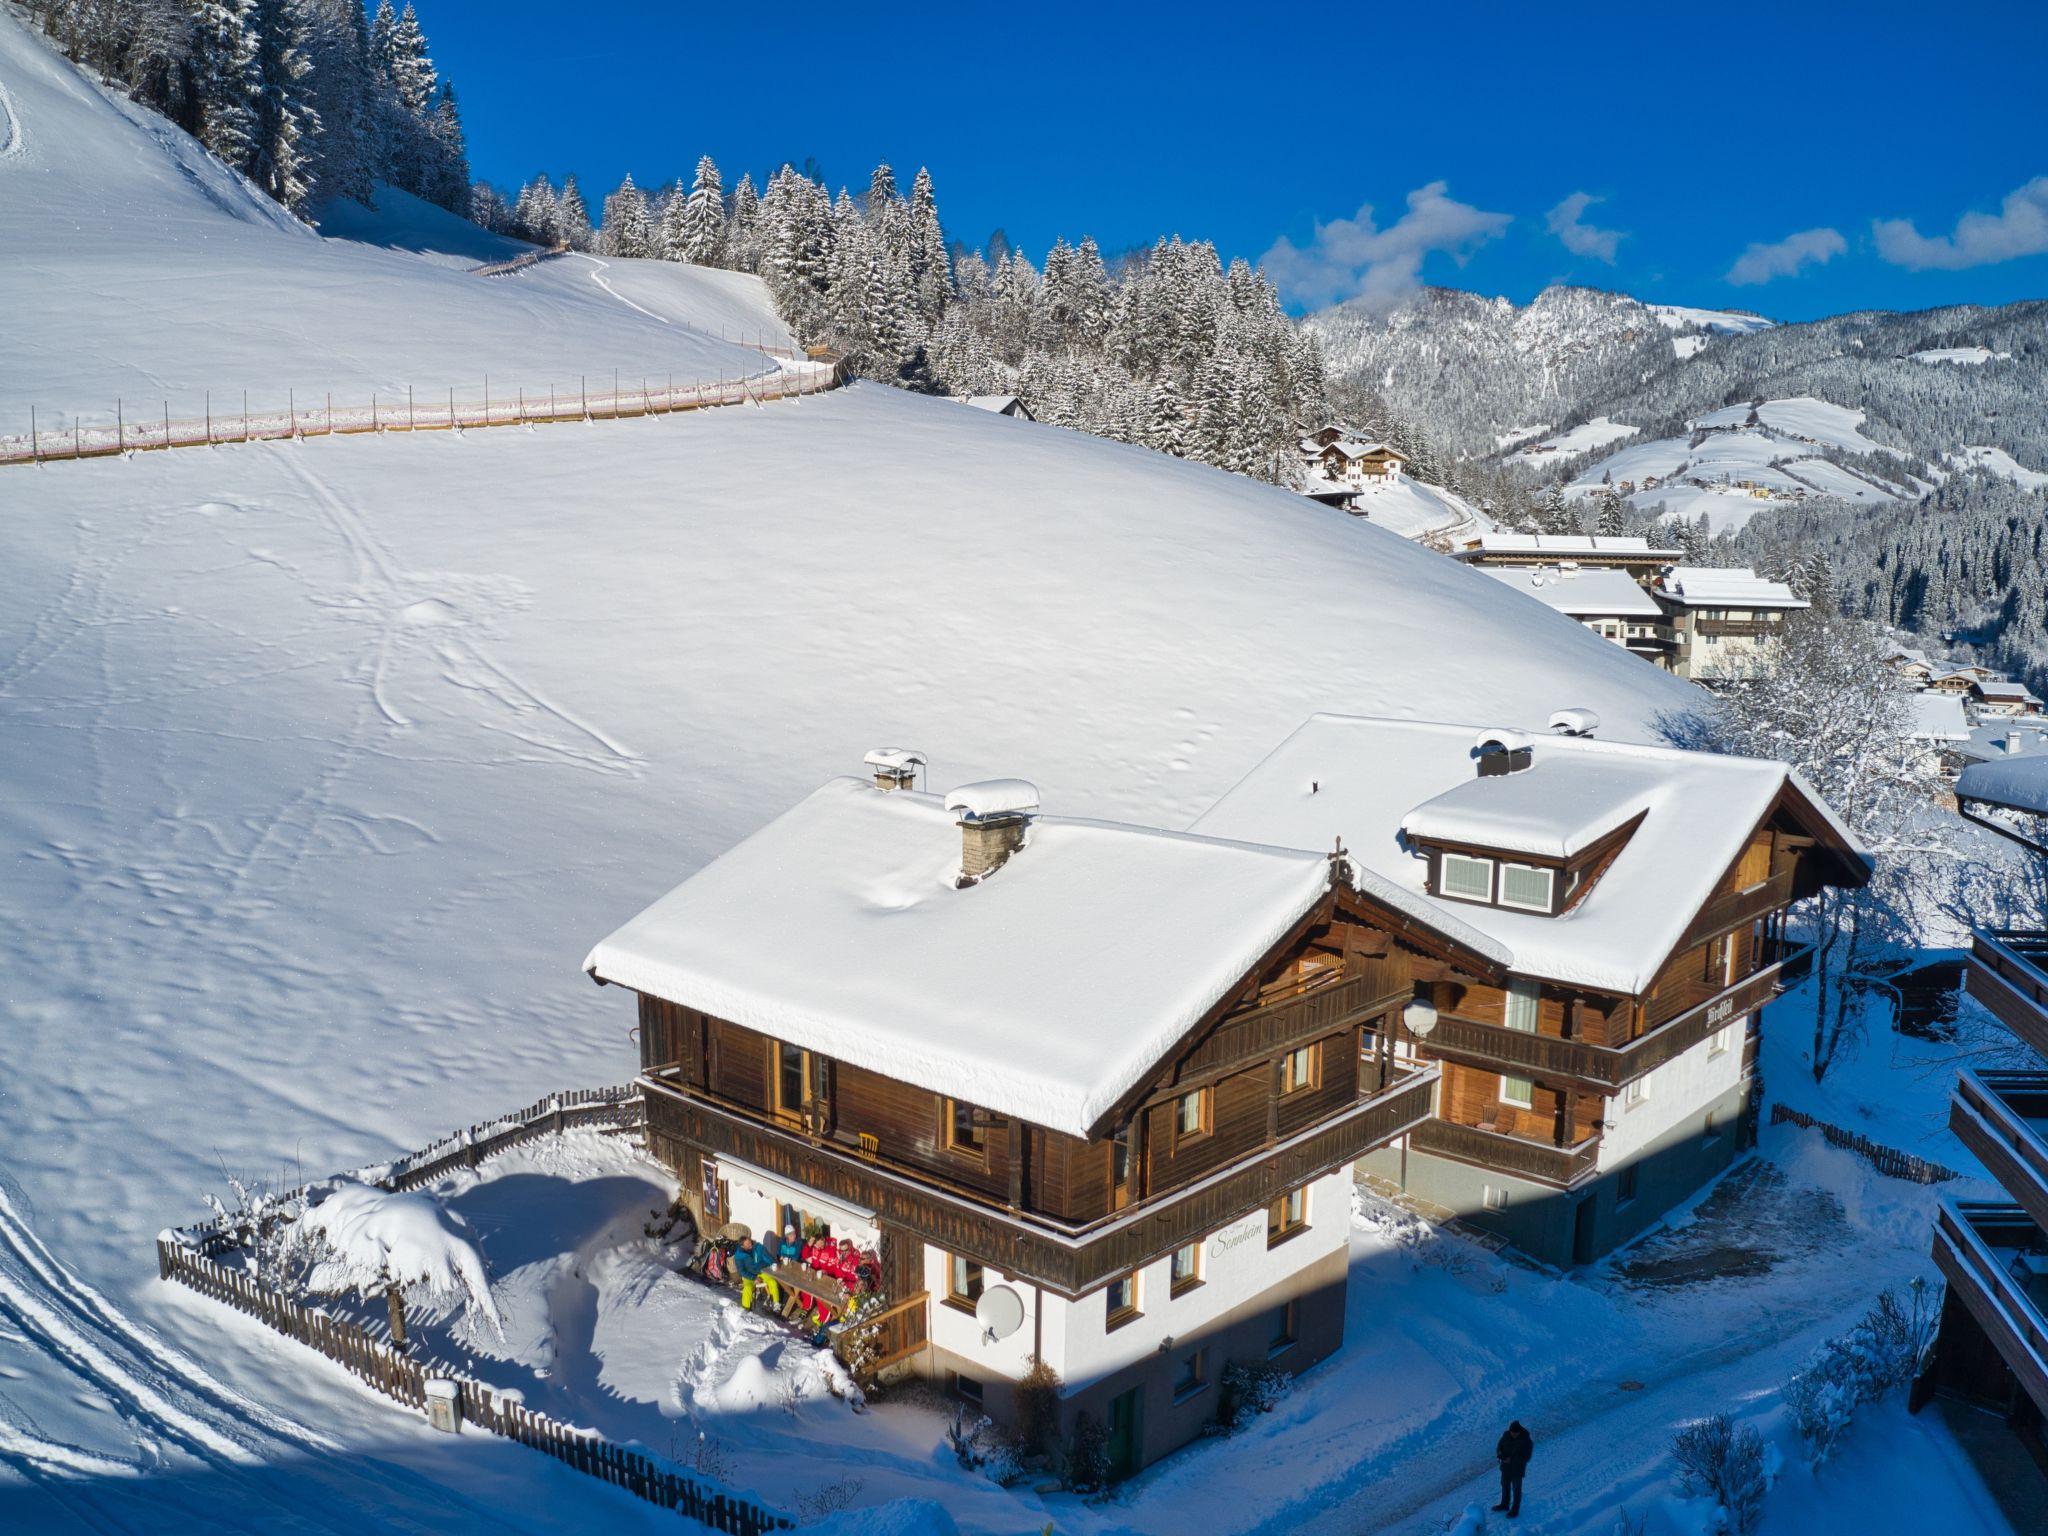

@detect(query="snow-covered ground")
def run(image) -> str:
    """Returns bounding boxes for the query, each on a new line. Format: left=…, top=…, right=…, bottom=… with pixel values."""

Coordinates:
left=1910, top=347, right=2013, bottom=366
left=1648, top=304, right=1776, bottom=336
left=1946, top=445, right=2048, bottom=491
left=1506, top=415, right=1639, bottom=465
left=1566, top=396, right=1908, bottom=532
left=1341, top=474, right=1495, bottom=540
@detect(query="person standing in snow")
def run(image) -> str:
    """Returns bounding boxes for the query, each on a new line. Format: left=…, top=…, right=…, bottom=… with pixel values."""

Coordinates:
left=1494, top=1420, right=1533, bottom=1518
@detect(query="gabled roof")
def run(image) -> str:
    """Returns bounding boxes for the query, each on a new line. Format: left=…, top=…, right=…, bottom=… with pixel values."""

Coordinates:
left=1190, top=715, right=1868, bottom=996
left=1317, top=438, right=1402, bottom=461
left=583, top=779, right=1334, bottom=1138
left=1974, top=678, right=2042, bottom=704
left=953, top=393, right=1031, bottom=417
left=1478, top=565, right=1666, bottom=619
left=1654, top=567, right=1807, bottom=610
left=1907, top=691, right=1971, bottom=744
left=1453, top=534, right=1682, bottom=562
left=1958, top=754, right=2048, bottom=819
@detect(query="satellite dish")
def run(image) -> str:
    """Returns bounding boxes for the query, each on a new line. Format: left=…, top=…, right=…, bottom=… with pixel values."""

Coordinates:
left=975, top=1284, right=1025, bottom=1343
left=1403, top=998, right=1438, bottom=1039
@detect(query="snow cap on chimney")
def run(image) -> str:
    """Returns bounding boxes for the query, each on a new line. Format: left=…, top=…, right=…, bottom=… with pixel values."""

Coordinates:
left=864, top=747, right=926, bottom=792
left=1548, top=708, right=1600, bottom=738
left=944, top=779, right=1040, bottom=883
left=1472, top=728, right=1534, bottom=778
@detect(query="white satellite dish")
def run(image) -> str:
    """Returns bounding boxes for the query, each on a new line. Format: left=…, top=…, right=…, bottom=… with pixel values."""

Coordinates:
left=975, top=1284, right=1025, bottom=1343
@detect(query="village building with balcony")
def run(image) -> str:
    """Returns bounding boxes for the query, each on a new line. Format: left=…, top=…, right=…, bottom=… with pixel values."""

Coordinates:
left=1649, top=566, right=1808, bottom=681
left=1449, top=533, right=1684, bottom=588
left=583, top=757, right=1452, bottom=1479
left=1189, top=713, right=1869, bottom=1268
left=1914, top=755, right=2048, bottom=1487
left=1475, top=563, right=1678, bottom=668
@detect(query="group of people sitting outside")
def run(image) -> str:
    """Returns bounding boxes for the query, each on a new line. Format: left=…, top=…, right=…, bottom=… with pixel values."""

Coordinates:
left=660, top=1202, right=882, bottom=1347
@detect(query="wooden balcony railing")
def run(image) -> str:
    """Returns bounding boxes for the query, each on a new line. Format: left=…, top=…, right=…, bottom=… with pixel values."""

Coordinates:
left=1421, top=939, right=1811, bottom=1091
left=1176, top=971, right=1410, bottom=1084
left=1931, top=1201, right=2048, bottom=1420
left=641, top=1066, right=1438, bottom=1298
left=1408, top=1117, right=1601, bottom=1190
left=1671, top=869, right=1796, bottom=956
left=1951, top=1070, right=2048, bottom=1233
left=1967, top=929, right=2048, bottom=1059
left=832, top=1290, right=929, bottom=1389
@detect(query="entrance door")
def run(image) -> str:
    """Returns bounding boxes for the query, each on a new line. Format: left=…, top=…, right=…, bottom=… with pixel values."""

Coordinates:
left=1571, top=1193, right=1598, bottom=1267
left=1105, top=1385, right=1142, bottom=1481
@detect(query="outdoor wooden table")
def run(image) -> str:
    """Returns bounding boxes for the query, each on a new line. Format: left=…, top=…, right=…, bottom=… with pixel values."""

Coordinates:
left=770, top=1263, right=848, bottom=1318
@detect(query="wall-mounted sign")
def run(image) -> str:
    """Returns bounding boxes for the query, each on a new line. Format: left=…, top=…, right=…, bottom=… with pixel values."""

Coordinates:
left=1210, top=1218, right=1262, bottom=1257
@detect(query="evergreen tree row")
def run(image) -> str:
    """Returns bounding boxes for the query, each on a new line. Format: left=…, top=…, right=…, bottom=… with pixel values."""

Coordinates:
left=478, top=158, right=1328, bottom=485
left=26, top=0, right=469, bottom=217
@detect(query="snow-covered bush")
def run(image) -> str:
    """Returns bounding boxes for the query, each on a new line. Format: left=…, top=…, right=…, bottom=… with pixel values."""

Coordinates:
left=285, top=1181, right=504, bottom=1342
left=1013, top=1358, right=1062, bottom=1460
left=945, top=1409, right=1025, bottom=1486
left=1207, top=1360, right=1292, bottom=1436
left=1671, top=1413, right=1768, bottom=1534
left=1783, top=1282, right=1938, bottom=1464
left=1061, top=1409, right=1109, bottom=1493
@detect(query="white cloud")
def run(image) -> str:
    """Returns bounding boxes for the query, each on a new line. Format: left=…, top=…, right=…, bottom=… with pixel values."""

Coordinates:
left=1725, top=227, right=1846, bottom=286
left=1545, top=192, right=1623, bottom=263
left=1874, top=176, right=2048, bottom=271
left=1260, top=182, right=1512, bottom=310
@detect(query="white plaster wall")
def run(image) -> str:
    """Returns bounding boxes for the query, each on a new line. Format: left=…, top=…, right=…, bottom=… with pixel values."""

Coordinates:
left=1597, top=1013, right=1749, bottom=1168
left=922, top=1249, right=1071, bottom=1384
left=1053, top=1166, right=1352, bottom=1394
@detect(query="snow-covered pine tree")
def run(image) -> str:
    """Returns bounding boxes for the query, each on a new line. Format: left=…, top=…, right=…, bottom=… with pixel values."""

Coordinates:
left=423, top=83, right=468, bottom=211
left=246, top=0, right=321, bottom=215
left=679, top=156, right=725, bottom=266
left=599, top=173, right=652, bottom=257
left=297, top=0, right=376, bottom=206
left=907, top=167, right=951, bottom=318
left=726, top=172, right=760, bottom=270
left=191, top=0, right=261, bottom=175
left=555, top=174, right=592, bottom=251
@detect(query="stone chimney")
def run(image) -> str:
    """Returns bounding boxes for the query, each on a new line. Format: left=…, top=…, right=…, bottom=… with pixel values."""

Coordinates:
left=864, top=748, right=926, bottom=793
left=1473, top=728, right=1535, bottom=777
left=943, top=779, right=1040, bottom=883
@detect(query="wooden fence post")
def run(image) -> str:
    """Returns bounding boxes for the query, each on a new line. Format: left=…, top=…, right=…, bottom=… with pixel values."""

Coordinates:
left=116, top=398, right=123, bottom=453
left=242, top=390, right=249, bottom=444
left=30, top=405, right=38, bottom=464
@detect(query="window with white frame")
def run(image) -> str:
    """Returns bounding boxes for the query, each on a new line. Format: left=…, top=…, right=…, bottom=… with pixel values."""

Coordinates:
left=1505, top=977, right=1540, bottom=1033
left=1499, top=863, right=1555, bottom=912
left=1500, top=1074, right=1535, bottom=1109
left=1622, top=1077, right=1647, bottom=1110
left=1482, top=1184, right=1508, bottom=1211
left=1708, top=1021, right=1737, bottom=1057
left=1440, top=852, right=1494, bottom=901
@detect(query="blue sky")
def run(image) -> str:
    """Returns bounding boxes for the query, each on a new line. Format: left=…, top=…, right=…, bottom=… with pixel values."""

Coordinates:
left=432, top=0, right=2048, bottom=321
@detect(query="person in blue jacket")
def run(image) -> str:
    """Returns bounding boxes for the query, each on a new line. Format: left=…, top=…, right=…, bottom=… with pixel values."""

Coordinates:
left=730, top=1236, right=782, bottom=1313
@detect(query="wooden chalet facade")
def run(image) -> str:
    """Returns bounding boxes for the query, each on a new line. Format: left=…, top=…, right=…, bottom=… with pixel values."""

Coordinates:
left=586, top=767, right=1453, bottom=1478
left=1912, top=758, right=2048, bottom=1484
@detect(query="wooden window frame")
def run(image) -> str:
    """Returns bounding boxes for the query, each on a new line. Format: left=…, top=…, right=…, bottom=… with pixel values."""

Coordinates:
left=1504, top=977, right=1540, bottom=1034
left=769, top=1041, right=812, bottom=1126
left=1172, top=1087, right=1212, bottom=1148
left=1169, top=1240, right=1204, bottom=1298
left=1280, top=1042, right=1322, bottom=1096
left=1439, top=851, right=1495, bottom=903
left=941, top=1098, right=990, bottom=1165
left=1104, top=1270, right=1141, bottom=1332
left=1266, top=1185, right=1308, bottom=1248
left=1498, top=862, right=1555, bottom=913
left=944, top=1252, right=985, bottom=1315
left=1108, top=1129, right=1136, bottom=1211
left=1499, top=1073, right=1535, bottom=1110
left=1267, top=1299, right=1299, bottom=1356
left=1172, top=1346, right=1208, bottom=1402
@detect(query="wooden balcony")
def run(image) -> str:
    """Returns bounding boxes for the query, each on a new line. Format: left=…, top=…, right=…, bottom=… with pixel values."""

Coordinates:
left=1420, top=938, right=1811, bottom=1091
left=1931, top=1201, right=2048, bottom=1420
left=1950, top=1070, right=2048, bottom=1233
left=1179, top=971, right=1410, bottom=1083
left=640, top=1065, right=1438, bottom=1298
left=1966, top=929, right=2048, bottom=1059
left=1408, top=1116, right=1601, bottom=1190
left=1671, top=869, right=1796, bottom=957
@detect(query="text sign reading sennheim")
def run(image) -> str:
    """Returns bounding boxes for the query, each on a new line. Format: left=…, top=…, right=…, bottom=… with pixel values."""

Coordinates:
left=1211, top=1218, right=1262, bottom=1257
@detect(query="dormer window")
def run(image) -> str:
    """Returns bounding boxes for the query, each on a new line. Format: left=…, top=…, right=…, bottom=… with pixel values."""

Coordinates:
left=1441, top=852, right=1495, bottom=900
left=1499, top=863, right=1555, bottom=912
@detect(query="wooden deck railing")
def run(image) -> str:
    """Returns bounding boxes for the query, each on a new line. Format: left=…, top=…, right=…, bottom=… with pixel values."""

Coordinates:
left=1967, top=929, right=2048, bottom=1058
left=1407, top=1117, right=1601, bottom=1190
left=1422, top=939, right=1811, bottom=1091
left=1950, top=1071, right=2048, bottom=1229
left=832, top=1290, right=930, bottom=1389
left=1930, top=1202, right=2048, bottom=1420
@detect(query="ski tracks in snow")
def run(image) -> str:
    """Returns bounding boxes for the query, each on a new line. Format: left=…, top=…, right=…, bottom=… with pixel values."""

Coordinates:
left=0, top=80, right=25, bottom=161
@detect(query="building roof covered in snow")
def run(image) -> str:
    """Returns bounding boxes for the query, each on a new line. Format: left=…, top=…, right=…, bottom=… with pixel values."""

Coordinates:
left=1452, top=534, right=1682, bottom=563
left=1477, top=565, right=1666, bottom=619
left=1973, top=678, right=2043, bottom=705
left=1653, top=567, right=1808, bottom=611
left=583, top=778, right=1335, bottom=1137
left=1190, top=715, right=1867, bottom=995
left=1957, top=753, right=2048, bottom=818
left=1907, top=692, right=1972, bottom=744
left=951, top=394, right=1033, bottom=420
left=1317, top=438, right=1404, bottom=461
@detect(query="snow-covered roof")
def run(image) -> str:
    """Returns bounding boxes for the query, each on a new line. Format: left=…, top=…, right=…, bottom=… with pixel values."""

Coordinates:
left=1957, top=755, right=2048, bottom=818
left=1190, top=715, right=1868, bottom=995
left=583, top=779, right=1335, bottom=1137
left=952, top=394, right=1028, bottom=415
left=1319, top=438, right=1402, bottom=460
left=1478, top=565, right=1666, bottom=619
left=1452, top=534, right=1681, bottom=562
left=1653, top=567, right=1807, bottom=610
left=1974, top=679, right=2042, bottom=703
left=1907, top=692, right=1971, bottom=744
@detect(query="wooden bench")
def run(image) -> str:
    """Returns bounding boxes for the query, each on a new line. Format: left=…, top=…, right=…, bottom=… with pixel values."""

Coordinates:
left=770, top=1263, right=849, bottom=1319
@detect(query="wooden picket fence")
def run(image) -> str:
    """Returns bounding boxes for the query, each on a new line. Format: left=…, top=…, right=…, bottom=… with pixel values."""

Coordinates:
left=157, top=1084, right=788, bottom=1533
left=1770, top=1102, right=1960, bottom=1184
left=0, top=351, right=846, bottom=469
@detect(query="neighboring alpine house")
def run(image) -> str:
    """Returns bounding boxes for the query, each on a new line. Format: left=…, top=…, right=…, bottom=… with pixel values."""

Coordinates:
left=1190, top=712, right=1870, bottom=1267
